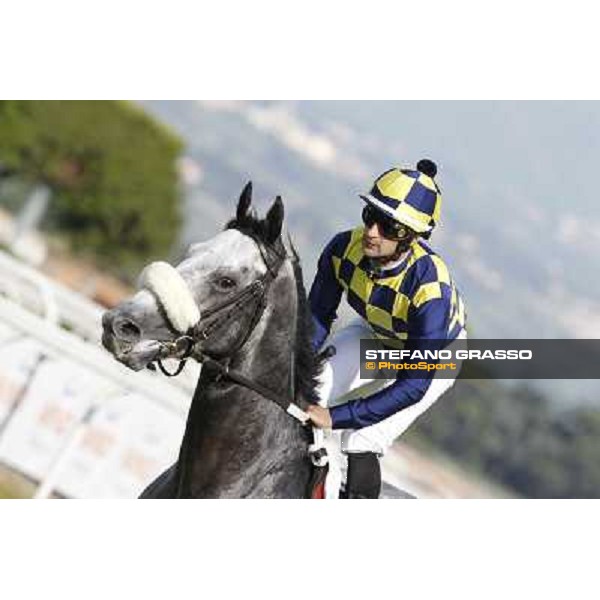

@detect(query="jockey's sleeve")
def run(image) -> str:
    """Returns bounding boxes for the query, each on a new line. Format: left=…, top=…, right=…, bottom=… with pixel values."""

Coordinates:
left=308, top=234, right=345, bottom=351
left=329, top=288, right=455, bottom=430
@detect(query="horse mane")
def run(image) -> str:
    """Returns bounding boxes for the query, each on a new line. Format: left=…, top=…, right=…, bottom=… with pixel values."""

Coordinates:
left=225, top=208, right=273, bottom=244
left=289, top=254, right=325, bottom=405
left=225, top=211, right=325, bottom=405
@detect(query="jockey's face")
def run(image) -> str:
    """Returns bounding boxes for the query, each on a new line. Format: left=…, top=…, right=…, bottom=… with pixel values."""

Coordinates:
left=362, top=221, right=401, bottom=259
left=361, top=204, right=417, bottom=260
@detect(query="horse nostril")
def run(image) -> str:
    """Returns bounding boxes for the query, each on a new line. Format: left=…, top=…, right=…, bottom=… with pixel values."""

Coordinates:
left=113, top=317, right=142, bottom=342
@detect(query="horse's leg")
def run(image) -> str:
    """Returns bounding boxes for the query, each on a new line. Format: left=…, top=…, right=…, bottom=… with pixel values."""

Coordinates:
left=139, top=463, right=178, bottom=498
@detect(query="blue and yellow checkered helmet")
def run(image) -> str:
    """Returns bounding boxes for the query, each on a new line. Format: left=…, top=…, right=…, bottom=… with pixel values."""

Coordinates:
left=360, top=159, right=442, bottom=234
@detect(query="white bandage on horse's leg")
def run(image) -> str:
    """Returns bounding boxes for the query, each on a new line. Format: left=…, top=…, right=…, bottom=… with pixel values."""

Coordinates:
left=138, top=261, right=201, bottom=333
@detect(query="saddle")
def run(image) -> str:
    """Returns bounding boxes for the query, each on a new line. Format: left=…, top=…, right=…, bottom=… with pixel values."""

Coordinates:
left=307, top=464, right=328, bottom=499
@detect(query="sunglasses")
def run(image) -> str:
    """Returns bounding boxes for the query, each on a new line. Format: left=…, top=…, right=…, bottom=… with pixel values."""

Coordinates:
left=362, top=204, right=410, bottom=240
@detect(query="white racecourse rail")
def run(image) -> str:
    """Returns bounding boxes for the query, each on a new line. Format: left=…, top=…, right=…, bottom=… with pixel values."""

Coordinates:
left=0, top=250, right=197, bottom=498
left=0, top=248, right=199, bottom=391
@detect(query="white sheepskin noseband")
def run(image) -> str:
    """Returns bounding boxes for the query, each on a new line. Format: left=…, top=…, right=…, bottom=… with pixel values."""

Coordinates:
left=138, top=261, right=201, bottom=333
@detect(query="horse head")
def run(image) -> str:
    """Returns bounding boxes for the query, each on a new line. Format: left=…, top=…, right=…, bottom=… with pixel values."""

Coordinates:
left=102, top=182, right=287, bottom=372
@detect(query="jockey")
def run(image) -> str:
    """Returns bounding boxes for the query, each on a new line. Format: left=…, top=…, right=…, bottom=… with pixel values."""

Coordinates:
left=305, top=159, right=467, bottom=498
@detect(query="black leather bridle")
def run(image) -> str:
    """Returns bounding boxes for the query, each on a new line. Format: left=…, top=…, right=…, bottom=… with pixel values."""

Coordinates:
left=147, top=234, right=311, bottom=423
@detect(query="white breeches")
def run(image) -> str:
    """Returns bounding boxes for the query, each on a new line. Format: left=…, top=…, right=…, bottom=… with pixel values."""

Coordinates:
left=315, top=320, right=467, bottom=497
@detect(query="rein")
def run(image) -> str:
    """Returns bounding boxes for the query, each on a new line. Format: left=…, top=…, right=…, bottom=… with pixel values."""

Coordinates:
left=195, top=353, right=309, bottom=423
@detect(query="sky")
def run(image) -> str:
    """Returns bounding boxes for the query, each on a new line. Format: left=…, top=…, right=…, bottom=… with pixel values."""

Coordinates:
left=146, top=100, right=600, bottom=345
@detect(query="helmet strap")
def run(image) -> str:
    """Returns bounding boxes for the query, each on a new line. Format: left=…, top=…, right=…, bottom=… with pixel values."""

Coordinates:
left=392, top=235, right=416, bottom=259
left=367, top=234, right=417, bottom=273
left=386, top=231, right=418, bottom=262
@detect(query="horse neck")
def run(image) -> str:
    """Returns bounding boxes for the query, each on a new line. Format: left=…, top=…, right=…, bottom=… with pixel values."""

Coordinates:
left=241, top=262, right=297, bottom=393
left=178, top=260, right=310, bottom=498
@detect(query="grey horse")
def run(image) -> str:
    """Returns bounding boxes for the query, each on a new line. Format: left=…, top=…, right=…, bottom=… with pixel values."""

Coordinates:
left=101, top=183, right=325, bottom=498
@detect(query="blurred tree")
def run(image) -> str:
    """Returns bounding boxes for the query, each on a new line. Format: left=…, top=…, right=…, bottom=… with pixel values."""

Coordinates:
left=0, top=100, right=183, bottom=273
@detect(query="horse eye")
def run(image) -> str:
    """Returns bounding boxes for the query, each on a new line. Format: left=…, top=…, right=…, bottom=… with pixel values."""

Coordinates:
left=217, top=276, right=237, bottom=290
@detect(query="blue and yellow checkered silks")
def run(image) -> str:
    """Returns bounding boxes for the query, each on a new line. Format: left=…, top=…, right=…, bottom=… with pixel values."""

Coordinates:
left=330, top=228, right=466, bottom=343
left=360, top=166, right=442, bottom=233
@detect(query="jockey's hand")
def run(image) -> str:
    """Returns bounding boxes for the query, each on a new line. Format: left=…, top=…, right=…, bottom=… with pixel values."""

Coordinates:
left=306, top=404, right=332, bottom=429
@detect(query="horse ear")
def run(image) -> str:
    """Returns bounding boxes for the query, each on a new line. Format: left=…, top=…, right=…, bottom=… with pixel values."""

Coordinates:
left=265, top=196, right=284, bottom=244
left=237, top=181, right=253, bottom=221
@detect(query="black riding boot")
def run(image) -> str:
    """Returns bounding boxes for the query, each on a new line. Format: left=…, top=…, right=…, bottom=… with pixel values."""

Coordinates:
left=345, top=452, right=381, bottom=499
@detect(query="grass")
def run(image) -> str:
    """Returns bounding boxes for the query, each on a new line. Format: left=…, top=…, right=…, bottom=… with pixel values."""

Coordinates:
left=0, top=464, right=35, bottom=499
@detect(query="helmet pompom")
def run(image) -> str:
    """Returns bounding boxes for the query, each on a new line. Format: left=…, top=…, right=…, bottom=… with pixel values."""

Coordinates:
left=417, top=159, right=437, bottom=178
